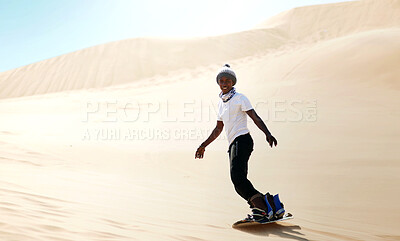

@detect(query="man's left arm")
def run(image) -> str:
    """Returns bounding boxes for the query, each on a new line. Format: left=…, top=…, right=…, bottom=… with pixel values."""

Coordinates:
left=246, top=109, right=278, bottom=148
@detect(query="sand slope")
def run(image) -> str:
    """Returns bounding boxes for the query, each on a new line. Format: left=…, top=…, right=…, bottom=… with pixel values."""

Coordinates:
left=0, top=0, right=399, bottom=240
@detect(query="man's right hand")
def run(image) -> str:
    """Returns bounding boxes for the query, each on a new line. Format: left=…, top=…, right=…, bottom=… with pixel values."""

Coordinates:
left=195, top=146, right=205, bottom=159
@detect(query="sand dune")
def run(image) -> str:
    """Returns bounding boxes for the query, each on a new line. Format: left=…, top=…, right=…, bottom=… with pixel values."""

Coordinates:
left=1, top=0, right=399, bottom=99
left=255, top=0, right=400, bottom=41
left=0, top=0, right=399, bottom=240
left=0, top=28, right=287, bottom=99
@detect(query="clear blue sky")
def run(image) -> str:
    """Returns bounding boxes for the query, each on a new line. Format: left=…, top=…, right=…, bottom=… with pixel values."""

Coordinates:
left=0, top=0, right=353, bottom=72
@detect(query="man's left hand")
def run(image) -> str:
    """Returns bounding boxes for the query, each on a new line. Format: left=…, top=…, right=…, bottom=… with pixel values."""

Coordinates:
left=266, top=134, right=277, bottom=148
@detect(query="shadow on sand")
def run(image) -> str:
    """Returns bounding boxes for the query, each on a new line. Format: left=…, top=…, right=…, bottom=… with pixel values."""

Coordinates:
left=233, top=222, right=309, bottom=241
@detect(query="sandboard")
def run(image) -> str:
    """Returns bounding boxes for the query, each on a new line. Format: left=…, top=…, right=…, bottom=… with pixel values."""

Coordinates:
left=232, top=213, right=293, bottom=228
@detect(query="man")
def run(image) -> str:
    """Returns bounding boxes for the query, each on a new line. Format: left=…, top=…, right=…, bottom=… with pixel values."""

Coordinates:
left=195, top=64, right=285, bottom=222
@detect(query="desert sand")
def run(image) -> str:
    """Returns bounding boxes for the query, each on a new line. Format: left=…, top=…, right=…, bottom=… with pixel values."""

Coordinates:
left=0, top=0, right=399, bottom=240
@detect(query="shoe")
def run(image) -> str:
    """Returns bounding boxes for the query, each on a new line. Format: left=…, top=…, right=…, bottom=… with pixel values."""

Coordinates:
left=249, top=208, right=270, bottom=223
left=273, top=194, right=285, bottom=219
left=265, top=192, right=277, bottom=220
left=248, top=193, right=273, bottom=220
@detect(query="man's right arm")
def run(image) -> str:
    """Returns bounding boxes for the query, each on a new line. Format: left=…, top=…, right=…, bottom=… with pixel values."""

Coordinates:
left=200, top=121, right=224, bottom=148
left=195, top=121, right=224, bottom=159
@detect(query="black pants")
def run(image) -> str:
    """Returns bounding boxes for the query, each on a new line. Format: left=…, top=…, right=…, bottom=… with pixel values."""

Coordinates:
left=228, top=133, right=259, bottom=201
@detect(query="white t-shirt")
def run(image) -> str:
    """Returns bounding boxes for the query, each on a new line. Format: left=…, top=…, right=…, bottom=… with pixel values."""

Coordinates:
left=217, top=92, right=253, bottom=145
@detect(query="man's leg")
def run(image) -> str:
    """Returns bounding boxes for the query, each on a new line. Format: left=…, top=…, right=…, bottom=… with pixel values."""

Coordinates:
left=229, top=134, right=273, bottom=220
left=229, top=134, right=258, bottom=200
